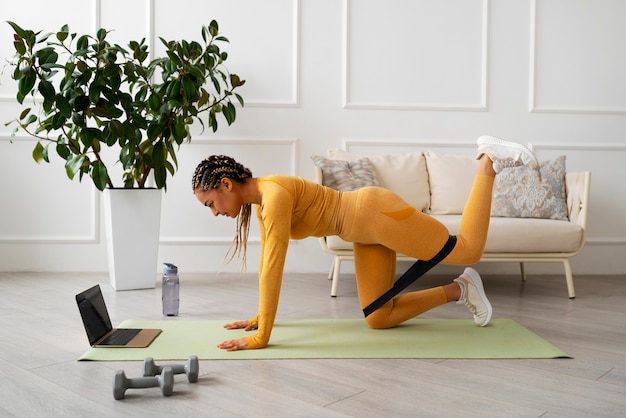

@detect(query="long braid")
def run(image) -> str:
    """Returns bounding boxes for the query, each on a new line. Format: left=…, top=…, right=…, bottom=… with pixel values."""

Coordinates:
left=192, top=155, right=253, bottom=269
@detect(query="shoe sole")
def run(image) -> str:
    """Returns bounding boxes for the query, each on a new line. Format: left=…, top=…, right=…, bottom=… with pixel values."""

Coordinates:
left=477, top=135, right=539, bottom=168
left=462, top=267, right=493, bottom=326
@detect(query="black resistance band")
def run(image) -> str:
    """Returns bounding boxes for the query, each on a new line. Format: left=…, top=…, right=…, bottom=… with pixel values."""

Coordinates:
left=363, top=235, right=457, bottom=318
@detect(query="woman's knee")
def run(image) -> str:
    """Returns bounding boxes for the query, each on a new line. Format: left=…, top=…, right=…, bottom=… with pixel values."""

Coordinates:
left=364, top=311, right=394, bottom=329
left=446, top=238, right=484, bottom=265
left=462, top=249, right=483, bottom=265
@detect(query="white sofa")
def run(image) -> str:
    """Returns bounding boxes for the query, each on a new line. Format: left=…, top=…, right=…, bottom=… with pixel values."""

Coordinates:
left=313, top=149, right=591, bottom=299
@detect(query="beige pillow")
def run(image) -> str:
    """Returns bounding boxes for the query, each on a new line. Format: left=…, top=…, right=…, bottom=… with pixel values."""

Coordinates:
left=491, top=156, right=568, bottom=220
left=425, top=151, right=478, bottom=214
left=311, top=155, right=379, bottom=191
left=328, top=149, right=430, bottom=212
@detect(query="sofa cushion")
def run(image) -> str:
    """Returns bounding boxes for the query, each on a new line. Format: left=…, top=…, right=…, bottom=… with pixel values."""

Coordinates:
left=327, top=214, right=583, bottom=254
left=491, top=156, right=568, bottom=220
left=328, top=149, right=430, bottom=212
left=432, top=215, right=582, bottom=253
left=311, top=155, right=379, bottom=191
left=425, top=151, right=478, bottom=215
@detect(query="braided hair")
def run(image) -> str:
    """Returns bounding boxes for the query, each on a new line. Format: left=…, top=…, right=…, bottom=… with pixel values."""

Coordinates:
left=192, top=155, right=253, bottom=269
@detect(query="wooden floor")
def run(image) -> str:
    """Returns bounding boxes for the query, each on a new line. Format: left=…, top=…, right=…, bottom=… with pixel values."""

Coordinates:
left=0, top=269, right=624, bottom=417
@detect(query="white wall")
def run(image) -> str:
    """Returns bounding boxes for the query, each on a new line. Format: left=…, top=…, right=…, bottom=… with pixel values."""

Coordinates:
left=1, top=0, right=625, bottom=277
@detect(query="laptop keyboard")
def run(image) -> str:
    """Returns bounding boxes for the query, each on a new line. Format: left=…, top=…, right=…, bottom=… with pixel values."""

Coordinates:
left=99, top=328, right=141, bottom=345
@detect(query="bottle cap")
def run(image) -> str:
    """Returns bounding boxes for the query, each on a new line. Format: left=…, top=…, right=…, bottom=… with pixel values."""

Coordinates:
left=163, top=263, right=178, bottom=275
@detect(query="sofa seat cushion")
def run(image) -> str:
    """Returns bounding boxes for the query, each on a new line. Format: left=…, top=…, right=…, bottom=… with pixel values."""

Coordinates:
left=432, top=215, right=583, bottom=253
left=325, top=216, right=583, bottom=254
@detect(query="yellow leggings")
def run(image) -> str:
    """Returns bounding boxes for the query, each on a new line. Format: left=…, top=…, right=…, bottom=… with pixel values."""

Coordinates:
left=348, top=175, right=494, bottom=329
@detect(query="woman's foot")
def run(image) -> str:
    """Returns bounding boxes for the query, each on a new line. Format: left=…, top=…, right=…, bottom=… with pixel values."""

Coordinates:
left=477, top=135, right=538, bottom=174
left=454, top=267, right=493, bottom=326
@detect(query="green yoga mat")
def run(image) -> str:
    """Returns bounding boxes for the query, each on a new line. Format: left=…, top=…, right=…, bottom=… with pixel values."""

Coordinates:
left=78, top=318, right=570, bottom=361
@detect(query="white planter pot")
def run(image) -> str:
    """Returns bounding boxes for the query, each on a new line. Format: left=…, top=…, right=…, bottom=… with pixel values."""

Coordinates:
left=103, top=188, right=162, bottom=290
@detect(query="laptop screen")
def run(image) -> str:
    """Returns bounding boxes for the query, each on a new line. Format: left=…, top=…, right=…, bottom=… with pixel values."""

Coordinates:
left=76, top=285, right=113, bottom=345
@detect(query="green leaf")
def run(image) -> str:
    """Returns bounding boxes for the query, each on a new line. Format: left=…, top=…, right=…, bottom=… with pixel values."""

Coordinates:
left=56, top=142, right=70, bottom=159
left=56, top=30, right=68, bottom=42
left=71, top=112, right=85, bottom=127
left=152, top=141, right=166, bottom=167
left=76, top=34, right=89, bottom=51
left=208, top=20, right=219, bottom=37
left=42, top=143, right=50, bottom=162
left=7, top=21, right=27, bottom=39
left=165, top=49, right=183, bottom=67
left=32, top=142, right=45, bottom=163
left=109, top=120, right=125, bottom=138
left=56, top=94, right=72, bottom=118
left=25, top=114, right=37, bottom=125
left=223, top=102, right=236, bottom=125
left=74, top=95, right=90, bottom=112
left=38, top=79, right=55, bottom=102
left=91, top=160, right=108, bottom=191
left=154, top=165, right=167, bottom=189
left=230, top=73, right=245, bottom=88
left=197, top=89, right=209, bottom=108
left=165, top=79, right=181, bottom=99
left=18, top=74, right=36, bottom=99
left=19, top=108, right=31, bottom=121
left=208, top=110, right=218, bottom=132
left=79, top=128, right=102, bottom=147
left=182, top=76, right=196, bottom=99
left=148, top=93, right=161, bottom=111
left=65, top=154, right=85, bottom=179
left=96, top=28, right=107, bottom=42
left=146, top=122, right=162, bottom=141
left=13, top=39, right=26, bottom=55
left=51, top=112, right=66, bottom=130
left=171, top=117, right=187, bottom=143
left=210, top=75, right=221, bottom=94
left=235, top=93, right=244, bottom=107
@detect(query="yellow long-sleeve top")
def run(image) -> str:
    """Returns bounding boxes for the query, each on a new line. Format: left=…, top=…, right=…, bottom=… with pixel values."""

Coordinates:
left=245, top=175, right=355, bottom=349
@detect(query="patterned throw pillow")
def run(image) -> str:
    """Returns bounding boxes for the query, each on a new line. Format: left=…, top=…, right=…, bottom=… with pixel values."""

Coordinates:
left=491, top=156, right=568, bottom=220
left=311, top=155, right=379, bottom=191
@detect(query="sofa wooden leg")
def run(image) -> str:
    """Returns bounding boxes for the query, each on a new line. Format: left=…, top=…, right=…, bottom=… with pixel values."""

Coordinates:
left=520, top=262, right=527, bottom=282
left=330, top=257, right=341, bottom=297
left=563, top=260, right=576, bottom=299
left=328, top=258, right=335, bottom=281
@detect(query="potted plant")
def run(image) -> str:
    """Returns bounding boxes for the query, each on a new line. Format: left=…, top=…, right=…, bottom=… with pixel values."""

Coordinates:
left=5, top=21, right=245, bottom=290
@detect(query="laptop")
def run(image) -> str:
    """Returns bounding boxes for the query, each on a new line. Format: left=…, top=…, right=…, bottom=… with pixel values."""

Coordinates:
left=76, top=284, right=161, bottom=348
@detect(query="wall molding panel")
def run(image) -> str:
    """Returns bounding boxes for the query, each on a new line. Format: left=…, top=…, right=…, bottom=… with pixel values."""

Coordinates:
left=0, top=135, right=100, bottom=244
left=342, top=0, right=489, bottom=111
left=154, top=0, right=301, bottom=108
left=529, top=0, right=626, bottom=114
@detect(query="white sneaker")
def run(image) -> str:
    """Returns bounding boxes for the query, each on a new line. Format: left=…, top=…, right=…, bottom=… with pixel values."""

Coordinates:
left=454, top=267, right=492, bottom=326
left=477, top=135, right=539, bottom=174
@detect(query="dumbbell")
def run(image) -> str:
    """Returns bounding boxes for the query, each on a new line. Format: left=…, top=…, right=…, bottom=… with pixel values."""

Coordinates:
left=143, top=355, right=199, bottom=383
left=113, top=367, right=174, bottom=400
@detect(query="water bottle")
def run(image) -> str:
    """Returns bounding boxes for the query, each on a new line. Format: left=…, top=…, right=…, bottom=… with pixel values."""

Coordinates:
left=162, top=263, right=179, bottom=316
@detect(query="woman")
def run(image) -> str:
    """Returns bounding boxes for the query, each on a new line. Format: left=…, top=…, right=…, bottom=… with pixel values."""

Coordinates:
left=192, top=136, right=538, bottom=351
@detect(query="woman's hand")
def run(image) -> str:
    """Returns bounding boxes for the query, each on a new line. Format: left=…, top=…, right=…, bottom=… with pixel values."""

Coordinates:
left=217, top=338, right=249, bottom=351
left=223, top=320, right=258, bottom=331
left=218, top=320, right=258, bottom=351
